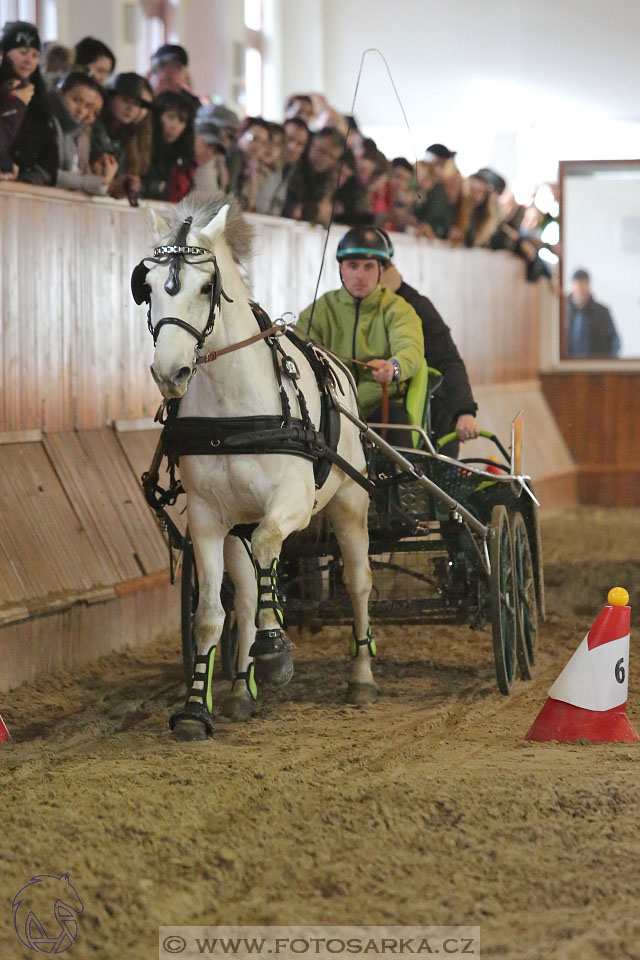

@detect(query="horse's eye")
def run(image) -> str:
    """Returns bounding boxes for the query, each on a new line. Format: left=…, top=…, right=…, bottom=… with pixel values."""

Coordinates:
left=201, top=283, right=213, bottom=296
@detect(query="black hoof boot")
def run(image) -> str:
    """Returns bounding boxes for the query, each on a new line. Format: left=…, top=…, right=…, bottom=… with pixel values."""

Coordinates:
left=250, top=629, right=295, bottom=688
left=169, top=701, right=214, bottom=740
left=170, top=647, right=216, bottom=740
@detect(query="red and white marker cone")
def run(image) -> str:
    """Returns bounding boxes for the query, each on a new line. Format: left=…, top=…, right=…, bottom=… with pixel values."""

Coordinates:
left=0, top=714, right=9, bottom=742
left=526, top=587, right=639, bottom=743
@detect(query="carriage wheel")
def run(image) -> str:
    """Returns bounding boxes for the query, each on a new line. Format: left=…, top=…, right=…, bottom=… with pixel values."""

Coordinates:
left=180, top=531, right=198, bottom=690
left=512, top=512, right=539, bottom=680
left=489, top=504, right=517, bottom=695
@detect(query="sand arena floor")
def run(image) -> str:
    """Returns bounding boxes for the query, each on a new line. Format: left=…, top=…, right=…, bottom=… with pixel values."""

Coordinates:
left=2, top=507, right=640, bottom=959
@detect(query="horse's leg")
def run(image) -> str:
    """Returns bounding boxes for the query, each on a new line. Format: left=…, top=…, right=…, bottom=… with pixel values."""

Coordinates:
left=324, top=481, right=377, bottom=705
left=221, top=535, right=258, bottom=721
left=170, top=512, right=225, bottom=741
left=249, top=487, right=311, bottom=687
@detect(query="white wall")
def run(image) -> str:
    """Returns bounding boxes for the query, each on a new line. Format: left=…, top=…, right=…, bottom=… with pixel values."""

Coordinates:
left=49, top=0, right=640, bottom=186
left=564, top=175, right=640, bottom=358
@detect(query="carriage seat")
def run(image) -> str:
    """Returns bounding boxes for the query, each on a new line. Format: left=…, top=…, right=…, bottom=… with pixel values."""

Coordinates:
left=405, top=359, right=443, bottom=448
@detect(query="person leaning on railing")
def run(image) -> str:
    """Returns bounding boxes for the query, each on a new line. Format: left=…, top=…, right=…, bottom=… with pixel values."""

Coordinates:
left=0, top=20, right=57, bottom=185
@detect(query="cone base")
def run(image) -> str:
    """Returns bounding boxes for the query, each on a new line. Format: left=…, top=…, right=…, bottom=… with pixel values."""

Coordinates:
left=0, top=714, right=9, bottom=742
left=526, top=697, right=639, bottom=743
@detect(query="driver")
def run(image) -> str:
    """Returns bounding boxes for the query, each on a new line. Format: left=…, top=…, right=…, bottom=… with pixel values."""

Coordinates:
left=299, top=227, right=424, bottom=445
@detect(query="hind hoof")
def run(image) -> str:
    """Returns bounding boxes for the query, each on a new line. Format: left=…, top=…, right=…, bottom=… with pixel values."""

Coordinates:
left=222, top=691, right=255, bottom=722
left=254, top=650, right=294, bottom=688
left=346, top=682, right=379, bottom=706
left=172, top=718, right=211, bottom=741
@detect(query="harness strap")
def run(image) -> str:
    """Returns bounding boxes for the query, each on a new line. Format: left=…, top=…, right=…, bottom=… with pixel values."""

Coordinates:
left=381, top=382, right=389, bottom=442
left=196, top=323, right=284, bottom=364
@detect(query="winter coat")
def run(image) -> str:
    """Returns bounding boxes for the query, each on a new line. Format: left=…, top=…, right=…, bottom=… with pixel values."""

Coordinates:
left=11, top=89, right=58, bottom=185
left=0, top=87, right=27, bottom=171
left=395, top=280, right=477, bottom=437
left=49, top=93, right=106, bottom=195
left=300, top=285, right=424, bottom=417
left=144, top=134, right=194, bottom=202
left=283, top=154, right=334, bottom=222
left=565, top=295, right=621, bottom=358
left=89, top=114, right=123, bottom=166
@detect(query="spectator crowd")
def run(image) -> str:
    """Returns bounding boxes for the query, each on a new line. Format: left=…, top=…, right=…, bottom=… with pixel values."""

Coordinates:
left=0, top=20, right=554, bottom=280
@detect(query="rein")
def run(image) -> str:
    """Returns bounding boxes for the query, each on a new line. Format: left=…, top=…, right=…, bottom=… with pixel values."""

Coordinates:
left=195, top=321, right=287, bottom=365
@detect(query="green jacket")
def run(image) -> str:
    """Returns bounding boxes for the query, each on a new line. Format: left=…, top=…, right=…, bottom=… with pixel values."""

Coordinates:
left=300, top=285, right=424, bottom=417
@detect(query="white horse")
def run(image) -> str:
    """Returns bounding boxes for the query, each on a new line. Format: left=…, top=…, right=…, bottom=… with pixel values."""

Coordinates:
left=134, top=194, right=376, bottom=740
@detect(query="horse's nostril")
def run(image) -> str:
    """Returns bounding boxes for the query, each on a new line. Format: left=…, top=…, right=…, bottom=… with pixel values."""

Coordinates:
left=177, top=366, right=192, bottom=382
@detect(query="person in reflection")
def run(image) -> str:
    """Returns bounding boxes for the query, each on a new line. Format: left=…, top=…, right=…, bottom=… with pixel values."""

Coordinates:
left=565, top=269, right=621, bottom=358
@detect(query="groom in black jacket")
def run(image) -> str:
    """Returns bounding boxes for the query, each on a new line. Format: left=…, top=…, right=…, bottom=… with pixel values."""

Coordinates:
left=378, top=233, right=478, bottom=453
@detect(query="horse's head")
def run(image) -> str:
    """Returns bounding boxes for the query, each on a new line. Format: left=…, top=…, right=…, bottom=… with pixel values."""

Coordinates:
left=132, top=195, right=250, bottom=400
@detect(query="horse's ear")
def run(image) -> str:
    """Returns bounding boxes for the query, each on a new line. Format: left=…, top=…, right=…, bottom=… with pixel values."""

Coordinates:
left=149, top=208, right=169, bottom=241
left=200, top=204, right=229, bottom=245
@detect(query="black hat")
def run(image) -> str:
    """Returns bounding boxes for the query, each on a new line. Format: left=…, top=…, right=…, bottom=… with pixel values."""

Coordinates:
left=476, top=167, right=507, bottom=196
left=2, top=20, right=41, bottom=53
left=425, top=143, right=456, bottom=160
left=151, top=43, right=188, bottom=69
left=336, top=227, right=392, bottom=263
left=109, top=72, right=149, bottom=105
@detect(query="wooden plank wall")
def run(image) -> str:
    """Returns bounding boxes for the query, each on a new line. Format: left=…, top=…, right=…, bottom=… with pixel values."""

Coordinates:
left=0, top=183, right=550, bottom=435
left=541, top=371, right=640, bottom=505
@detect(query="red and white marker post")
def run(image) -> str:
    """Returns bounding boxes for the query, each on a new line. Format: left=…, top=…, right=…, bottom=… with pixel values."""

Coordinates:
left=526, top=587, right=639, bottom=743
left=0, top=714, right=9, bottom=741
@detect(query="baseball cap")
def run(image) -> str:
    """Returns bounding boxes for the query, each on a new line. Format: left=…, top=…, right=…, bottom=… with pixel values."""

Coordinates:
left=476, top=167, right=507, bottom=196
left=109, top=72, right=151, bottom=105
left=151, top=44, right=188, bottom=69
left=425, top=143, right=456, bottom=160
left=196, top=103, right=239, bottom=132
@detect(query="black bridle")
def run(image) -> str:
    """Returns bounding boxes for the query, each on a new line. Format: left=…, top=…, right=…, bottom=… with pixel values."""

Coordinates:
left=134, top=217, right=233, bottom=350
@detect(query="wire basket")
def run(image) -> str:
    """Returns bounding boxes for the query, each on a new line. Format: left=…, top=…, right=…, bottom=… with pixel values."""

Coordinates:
left=426, top=459, right=488, bottom=504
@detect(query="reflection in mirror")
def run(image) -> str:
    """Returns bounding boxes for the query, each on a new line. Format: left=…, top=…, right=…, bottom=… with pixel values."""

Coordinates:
left=559, top=160, right=640, bottom=360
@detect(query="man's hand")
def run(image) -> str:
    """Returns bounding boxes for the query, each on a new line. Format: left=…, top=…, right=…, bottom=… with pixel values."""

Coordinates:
left=380, top=264, right=403, bottom=292
left=456, top=414, right=479, bottom=442
left=368, top=358, right=395, bottom=384
left=0, top=164, right=18, bottom=181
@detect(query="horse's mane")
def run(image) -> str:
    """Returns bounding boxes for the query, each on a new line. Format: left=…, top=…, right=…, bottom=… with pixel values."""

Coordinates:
left=160, top=192, right=253, bottom=265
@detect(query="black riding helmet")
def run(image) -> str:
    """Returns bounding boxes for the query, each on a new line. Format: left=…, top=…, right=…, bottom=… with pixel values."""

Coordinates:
left=336, top=226, right=392, bottom=264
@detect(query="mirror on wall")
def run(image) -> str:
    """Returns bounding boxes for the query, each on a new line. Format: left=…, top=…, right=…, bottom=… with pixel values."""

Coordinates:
left=559, top=159, right=640, bottom=360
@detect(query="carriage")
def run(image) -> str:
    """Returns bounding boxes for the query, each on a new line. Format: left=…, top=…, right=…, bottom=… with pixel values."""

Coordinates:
left=135, top=195, right=543, bottom=738
left=149, top=355, right=543, bottom=699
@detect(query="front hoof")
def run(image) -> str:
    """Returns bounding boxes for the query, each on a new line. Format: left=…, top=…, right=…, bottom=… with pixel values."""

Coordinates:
left=346, top=682, right=379, bottom=706
left=169, top=702, right=214, bottom=740
left=254, top=650, right=294, bottom=688
left=222, top=691, right=255, bottom=722
left=172, top=718, right=210, bottom=741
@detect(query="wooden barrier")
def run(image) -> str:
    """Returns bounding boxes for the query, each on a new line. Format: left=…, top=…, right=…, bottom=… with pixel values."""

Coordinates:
left=541, top=370, right=640, bottom=506
left=0, top=183, right=564, bottom=691
left=0, top=182, right=550, bottom=433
